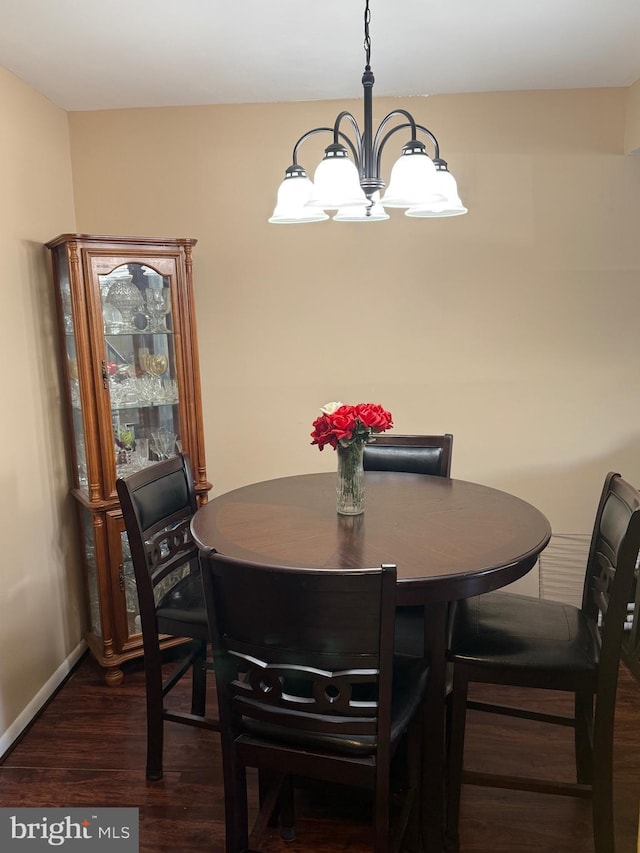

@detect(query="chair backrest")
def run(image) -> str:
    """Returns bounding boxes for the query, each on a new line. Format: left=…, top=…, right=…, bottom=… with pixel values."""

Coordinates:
left=199, top=552, right=398, bottom=744
left=363, top=433, right=453, bottom=477
left=116, top=453, right=200, bottom=641
left=581, top=472, right=640, bottom=694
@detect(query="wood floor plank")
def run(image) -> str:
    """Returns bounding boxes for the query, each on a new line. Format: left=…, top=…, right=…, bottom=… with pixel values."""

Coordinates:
left=0, top=652, right=638, bottom=853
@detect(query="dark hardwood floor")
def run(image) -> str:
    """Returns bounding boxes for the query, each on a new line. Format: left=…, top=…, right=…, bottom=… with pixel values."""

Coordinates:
left=0, top=651, right=638, bottom=853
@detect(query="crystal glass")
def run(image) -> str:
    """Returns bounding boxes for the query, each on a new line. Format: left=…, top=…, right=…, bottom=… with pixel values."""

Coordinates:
left=61, top=285, right=74, bottom=333
left=105, top=276, right=144, bottom=331
left=151, top=429, right=177, bottom=460
left=133, top=437, right=149, bottom=469
left=145, top=287, right=171, bottom=332
left=102, top=302, right=124, bottom=334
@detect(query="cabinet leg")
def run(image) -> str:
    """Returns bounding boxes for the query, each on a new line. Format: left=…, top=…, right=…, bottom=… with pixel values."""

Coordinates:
left=104, top=665, right=124, bottom=687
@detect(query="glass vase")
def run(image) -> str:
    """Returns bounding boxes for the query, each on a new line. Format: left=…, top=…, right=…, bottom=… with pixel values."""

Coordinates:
left=336, top=442, right=365, bottom=515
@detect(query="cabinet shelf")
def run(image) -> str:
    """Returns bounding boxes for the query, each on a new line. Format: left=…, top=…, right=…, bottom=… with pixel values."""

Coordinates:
left=71, top=402, right=178, bottom=412
left=110, top=400, right=179, bottom=411
left=104, top=329, right=174, bottom=338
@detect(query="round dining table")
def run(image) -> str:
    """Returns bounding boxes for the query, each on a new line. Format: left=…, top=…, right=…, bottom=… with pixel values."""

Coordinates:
left=191, top=471, right=552, bottom=852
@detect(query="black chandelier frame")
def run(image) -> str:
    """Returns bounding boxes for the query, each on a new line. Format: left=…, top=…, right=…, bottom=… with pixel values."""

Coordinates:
left=283, top=0, right=450, bottom=200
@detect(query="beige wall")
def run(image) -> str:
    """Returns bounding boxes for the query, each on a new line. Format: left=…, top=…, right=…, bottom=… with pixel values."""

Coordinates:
left=2, top=73, right=640, bottom=749
left=68, top=87, right=640, bottom=536
left=0, top=65, right=83, bottom=751
left=625, top=77, right=640, bottom=153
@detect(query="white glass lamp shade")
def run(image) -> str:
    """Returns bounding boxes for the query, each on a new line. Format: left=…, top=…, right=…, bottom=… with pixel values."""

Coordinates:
left=381, top=147, right=445, bottom=208
left=333, top=192, right=389, bottom=222
left=406, top=168, right=467, bottom=217
left=306, top=145, right=368, bottom=210
left=268, top=170, right=329, bottom=223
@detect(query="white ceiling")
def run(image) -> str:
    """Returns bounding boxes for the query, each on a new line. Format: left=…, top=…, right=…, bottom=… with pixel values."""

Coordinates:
left=1, top=0, right=639, bottom=112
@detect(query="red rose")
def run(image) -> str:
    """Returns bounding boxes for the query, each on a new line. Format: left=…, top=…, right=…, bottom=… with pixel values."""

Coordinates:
left=330, top=405, right=358, bottom=443
left=310, top=415, right=337, bottom=450
left=311, top=402, right=393, bottom=450
left=355, top=403, right=393, bottom=432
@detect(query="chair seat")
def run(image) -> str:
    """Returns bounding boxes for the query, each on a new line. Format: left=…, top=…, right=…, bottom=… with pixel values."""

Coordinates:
left=242, top=657, right=429, bottom=756
left=156, top=571, right=208, bottom=639
left=450, top=592, right=600, bottom=673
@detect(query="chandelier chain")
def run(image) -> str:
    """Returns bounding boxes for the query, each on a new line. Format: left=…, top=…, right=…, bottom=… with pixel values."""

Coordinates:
left=364, top=0, right=371, bottom=70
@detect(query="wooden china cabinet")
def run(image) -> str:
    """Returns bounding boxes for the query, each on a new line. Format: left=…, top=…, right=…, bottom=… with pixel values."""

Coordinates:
left=46, top=234, right=211, bottom=685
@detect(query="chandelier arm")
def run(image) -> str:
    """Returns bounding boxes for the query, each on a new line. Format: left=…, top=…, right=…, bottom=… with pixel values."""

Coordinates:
left=414, top=123, right=441, bottom=160
left=373, top=109, right=418, bottom=150
left=291, top=126, right=360, bottom=168
left=372, top=109, right=418, bottom=179
left=374, top=121, right=442, bottom=175
left=332, top=110, right=364, bottom=166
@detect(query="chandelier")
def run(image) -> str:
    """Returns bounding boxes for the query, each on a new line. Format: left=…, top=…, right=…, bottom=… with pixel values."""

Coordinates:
left=269, top=0, right=467, bottom=224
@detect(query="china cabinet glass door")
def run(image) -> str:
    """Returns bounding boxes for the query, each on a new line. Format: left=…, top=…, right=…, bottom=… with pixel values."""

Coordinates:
left=96, top=260, right=183, bottom=486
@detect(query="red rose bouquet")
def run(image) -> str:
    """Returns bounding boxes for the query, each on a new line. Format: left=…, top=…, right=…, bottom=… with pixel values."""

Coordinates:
left=311, top=401, right=394, bottom=450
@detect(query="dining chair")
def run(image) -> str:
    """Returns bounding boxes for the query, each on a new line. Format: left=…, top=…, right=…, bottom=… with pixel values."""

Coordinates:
left=445, top=471, right=640, bottom=853
left=116, top=453, right=219, bottom=781
left=363, top=433, right=454, bottom=477
left=199, top=551, right=429, bottom=853
left=363, top=433, right=454, bottom=659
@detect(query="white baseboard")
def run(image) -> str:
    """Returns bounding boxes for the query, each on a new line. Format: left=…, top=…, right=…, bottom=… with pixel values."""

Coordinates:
left=0, top=640, right=87, bottom=759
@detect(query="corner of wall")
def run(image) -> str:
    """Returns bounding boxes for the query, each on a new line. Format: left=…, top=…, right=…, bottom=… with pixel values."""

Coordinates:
left=0, top=642, right=87, bottom=760
left=624, top=78, right=640, bottom=154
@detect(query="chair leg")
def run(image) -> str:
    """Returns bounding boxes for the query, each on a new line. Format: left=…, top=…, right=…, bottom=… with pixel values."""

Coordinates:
left=444, top=669, right=469, bottom=853
left=190, top=640, right=208, bottom=717
left=144, top=651, right=165, bottom=781
left=574, top=690, right=594, bottom=785
left=399, top=715, right=423, bottom=853
left=373, top=768, right=391, bottom=853
left=591, top=699, right=616, bottom=853
left=277, top=775, right=296, bottom=842
left=224, top=754, right=249, bottom=853
left=253, top=773, right=296, bottom=842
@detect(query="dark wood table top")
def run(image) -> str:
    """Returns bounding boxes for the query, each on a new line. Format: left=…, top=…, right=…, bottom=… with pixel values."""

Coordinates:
left=191, top=472, right=552, bottom=604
